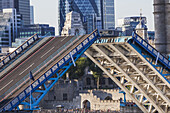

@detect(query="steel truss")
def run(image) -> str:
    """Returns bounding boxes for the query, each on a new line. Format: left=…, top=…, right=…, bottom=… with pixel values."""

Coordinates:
left=85, top=43, right=170, bottom=113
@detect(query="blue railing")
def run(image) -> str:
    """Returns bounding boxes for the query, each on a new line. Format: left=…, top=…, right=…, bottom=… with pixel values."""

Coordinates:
left=95, top=36, right=132, bottom=43
left=132, top=32, right=170, bottom=70
left=0, top=34, right=39, bottom=69
left=0, top=35, right=82, bottom=103
left=0, top=38, right=43, bottom=73
left=1, top=29, right=100, bottom=112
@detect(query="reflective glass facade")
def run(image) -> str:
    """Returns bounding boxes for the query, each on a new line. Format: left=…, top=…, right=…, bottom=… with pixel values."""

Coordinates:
left=58, top=0, right=104, bottom=34
left=101, top=0, right=115, bottom=29
left=0, top=0, right=30, bottom=25
left=58, top=0, right=115, bottom=35
left=18, top=24, right=55, bottom=38
left=0, top=9, right=22, bottom=47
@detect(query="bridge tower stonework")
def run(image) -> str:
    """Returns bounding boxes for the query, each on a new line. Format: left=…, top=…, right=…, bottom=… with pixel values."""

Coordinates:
left=154, top=0, right=170, bottom=56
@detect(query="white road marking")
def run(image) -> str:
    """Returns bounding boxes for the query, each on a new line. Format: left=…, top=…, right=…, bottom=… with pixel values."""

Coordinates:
left=61, top=36, right=68, bottom=42
left=0, top=80, right=13, bottom=91
left=40, top=47, right=55, bottom=58
left=19, top=63, right=34, bottom=75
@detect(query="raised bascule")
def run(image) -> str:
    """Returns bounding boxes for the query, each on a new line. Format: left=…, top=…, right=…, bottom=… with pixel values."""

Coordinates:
left=0, top=29, right=169, bottom=113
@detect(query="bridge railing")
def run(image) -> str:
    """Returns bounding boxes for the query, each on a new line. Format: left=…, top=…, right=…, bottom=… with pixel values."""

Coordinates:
left=1, top=29, right=100, bottom=112
left=132, top=32, right=170, bottom=70
left=95, top=36, right=132, bottom=43
left=0, top=35, right=82, bottom=103
left=0, top=38, right=43, bottom=73
left=0, top=34, right=39, bottom=69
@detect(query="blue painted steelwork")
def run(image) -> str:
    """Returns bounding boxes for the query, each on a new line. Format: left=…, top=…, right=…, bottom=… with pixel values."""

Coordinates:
left=0, top=34, right=39, bottom=69
left=95, top=36, right=131, bottom=44
left=0, top=29, right=100, bottom=112
left=119, top=90, right=126, bottom=107
left=128, top=31, right=170, bottom=84
left=0, top=35, right=82, bottom=103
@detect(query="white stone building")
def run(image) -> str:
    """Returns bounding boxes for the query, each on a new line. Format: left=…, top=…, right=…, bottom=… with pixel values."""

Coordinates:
left=61, top=11, right=86, bottom=36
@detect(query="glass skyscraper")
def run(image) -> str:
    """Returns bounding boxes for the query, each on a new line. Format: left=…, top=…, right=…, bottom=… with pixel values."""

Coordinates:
left=58, top=0, right=115, bottom=35
left=101, top=0, right=115, bottom=29
left=0, top=0, right=30, bottom=25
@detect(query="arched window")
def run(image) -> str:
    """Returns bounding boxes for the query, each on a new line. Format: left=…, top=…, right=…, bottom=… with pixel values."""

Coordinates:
left=75, top=29, right=79, bottom=36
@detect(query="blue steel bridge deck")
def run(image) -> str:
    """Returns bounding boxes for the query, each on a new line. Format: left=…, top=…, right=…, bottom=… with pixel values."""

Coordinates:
left=0, top=30, right=100, bottom=112
left=0, top=30, right=169, bottom=112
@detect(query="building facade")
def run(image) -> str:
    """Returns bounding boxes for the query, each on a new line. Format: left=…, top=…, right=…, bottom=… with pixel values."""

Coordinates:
left=0, top=8, right=22, bottom=47
left=18, top=24, right=55, bottom=38
left=118, top=16, right=147, bottom=36
left=101, top=0, right=115, bottom=29
left=40, top=73, right=133, bottom=111
left=0, top=0, right=30, bottom=25
left=30, top=6, right=34, bottom=24
left=153, top=0, right=170, bottom=56
left=58, top=0, right=115, bottom=35
left=61, top=11, right=86, bottom=36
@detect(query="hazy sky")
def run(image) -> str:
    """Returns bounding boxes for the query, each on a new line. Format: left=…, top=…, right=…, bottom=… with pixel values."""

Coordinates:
left=30, top=0, right=154, bottom=34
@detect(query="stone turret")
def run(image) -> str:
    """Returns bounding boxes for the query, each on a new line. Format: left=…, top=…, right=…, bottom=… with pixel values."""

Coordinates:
left=135, top=12, right=148, bottom=41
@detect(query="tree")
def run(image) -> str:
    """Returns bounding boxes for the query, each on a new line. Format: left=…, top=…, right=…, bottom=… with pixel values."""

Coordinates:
left=66, top=57, right=103, bottom=89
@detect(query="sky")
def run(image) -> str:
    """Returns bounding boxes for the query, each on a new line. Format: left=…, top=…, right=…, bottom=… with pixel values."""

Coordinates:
left=30, top=0, right=154, bottom=35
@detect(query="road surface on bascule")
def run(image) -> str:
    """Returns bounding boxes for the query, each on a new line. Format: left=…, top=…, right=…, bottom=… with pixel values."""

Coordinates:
left=0, top=35, right=80, bottom=107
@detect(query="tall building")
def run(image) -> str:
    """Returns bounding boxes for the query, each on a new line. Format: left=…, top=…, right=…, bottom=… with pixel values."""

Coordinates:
left=0, top=0, right=30, bottom=25
left=58, top=0, right=115, bottom=35
left=0, top=8, right=22, bottom=47
left=30, top=6, right=34, bottom=24
left=154, top=0, right=170, bottom=56
left=101, top=0, right=115, bottom=29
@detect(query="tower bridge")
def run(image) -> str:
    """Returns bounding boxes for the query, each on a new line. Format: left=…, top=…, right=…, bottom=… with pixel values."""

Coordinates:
left=0, top=29, right=169, bottom=113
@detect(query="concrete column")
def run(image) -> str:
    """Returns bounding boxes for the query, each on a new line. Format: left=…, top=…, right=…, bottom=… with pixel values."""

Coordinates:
left=165, top=0, right=170, bottom=55
left=153, top=0, right=167, bottom=54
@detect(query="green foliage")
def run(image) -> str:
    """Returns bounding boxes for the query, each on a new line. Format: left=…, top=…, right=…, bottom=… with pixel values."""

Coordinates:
left=67, top=57, right=102, bottom=79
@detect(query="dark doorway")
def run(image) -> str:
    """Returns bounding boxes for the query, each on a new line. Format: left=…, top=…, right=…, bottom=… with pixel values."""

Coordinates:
left=83, top=100, right=90, bottom=110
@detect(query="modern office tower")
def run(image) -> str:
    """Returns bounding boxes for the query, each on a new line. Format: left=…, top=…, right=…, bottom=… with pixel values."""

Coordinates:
left=30, top=6, right=34, bottom=24
left=118, top=16, right=147, bottom=36
left=154, top=0, right=170, bottom=56
left=58, top=0, right=106, bottom=35
left=101, top=0, right=115, bottom=29
left=0, top=0, right=30, bottom=25
left=0, top=8, right=22, bottom=47
left=18, top=24, right=55, bottom=38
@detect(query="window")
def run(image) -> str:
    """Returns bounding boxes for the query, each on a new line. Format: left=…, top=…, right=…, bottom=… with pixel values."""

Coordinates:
left=100, top=78, right=105, bottom=85
left=63, top=93, right=67, bottom=100
left=86, top=77, right=91, bottom=85
left=108, top=78, right=113, bottom=85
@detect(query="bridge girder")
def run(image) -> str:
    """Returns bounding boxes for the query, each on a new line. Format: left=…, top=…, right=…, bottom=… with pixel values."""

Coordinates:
left=85, top=42, right=170, bottom=113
